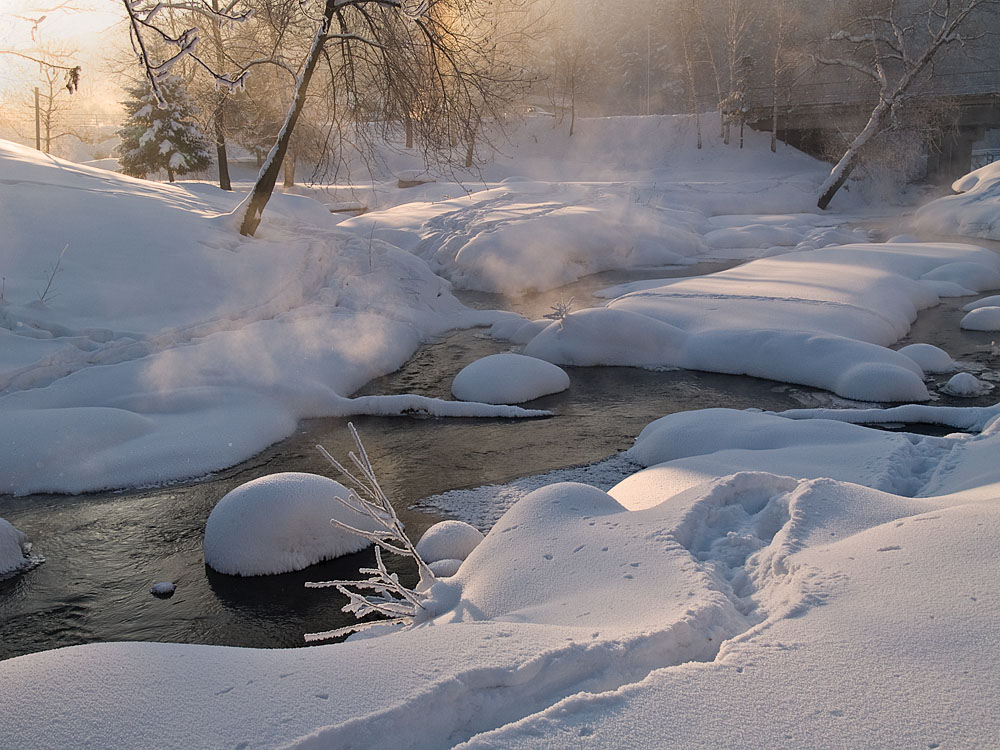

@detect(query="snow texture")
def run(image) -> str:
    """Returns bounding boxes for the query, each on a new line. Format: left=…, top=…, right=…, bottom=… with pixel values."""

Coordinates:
left=897, top=343, right=956, bottom=373
left=941, top=372, right=993, bottom=397
left=914, top=160, right=1000, bottom=240
left=451, top=353, right=570, bottom=404
left=203, top=472, right=382, bottom=576
left=6, top=405, right=1000, bottom=748
left=961, top=306, right=1000, bottom=331
left=415, top=520, right=485, bottom=564
left=0, top=517, right=30, bottom=577
left=522, top=241, right=1000, bottom=401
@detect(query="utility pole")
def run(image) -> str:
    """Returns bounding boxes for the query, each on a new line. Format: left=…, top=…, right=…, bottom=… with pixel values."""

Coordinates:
left=35, top=87, right=41, bottom=150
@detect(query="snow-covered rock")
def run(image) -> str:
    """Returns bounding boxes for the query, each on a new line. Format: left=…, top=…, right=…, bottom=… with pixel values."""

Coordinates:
left=150, top=582, right=175, bottom=597
left=451, top=353, right=569, bottom=404
left=913, top=161, right=1000, bottom=240
left=961, top=306, right=1000, bottom=331
left=203, top=472, right=382, bottom=576
left=0, top=517, right=30, bottom=577
left=963, top=295, right=1000, bottom=312
left=941, top=372, right=993, bottom=397
left=416, top=520, right=486, bottom=564
left=897, top=343, right=956, bottom=373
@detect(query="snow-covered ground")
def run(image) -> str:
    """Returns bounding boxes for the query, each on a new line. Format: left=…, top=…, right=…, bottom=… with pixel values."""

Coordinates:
left=2, top=113, right=1000, bottom=748
left=3, top=405, right=1000, bottom=748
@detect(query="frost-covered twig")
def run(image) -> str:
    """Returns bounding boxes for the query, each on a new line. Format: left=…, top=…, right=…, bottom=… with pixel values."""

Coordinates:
left=37, top=244, right=68, bottom=303
left=304, top=423, right=436, bottom=642
left=543, top=296, right=574, bottom=328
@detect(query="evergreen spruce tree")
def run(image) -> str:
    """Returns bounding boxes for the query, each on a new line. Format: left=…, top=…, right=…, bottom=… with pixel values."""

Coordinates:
left=117, top=76, right=213, bottom=182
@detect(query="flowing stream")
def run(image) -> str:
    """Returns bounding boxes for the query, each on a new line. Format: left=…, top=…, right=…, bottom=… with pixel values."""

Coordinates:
left=2, top=258, right=998, bottom=660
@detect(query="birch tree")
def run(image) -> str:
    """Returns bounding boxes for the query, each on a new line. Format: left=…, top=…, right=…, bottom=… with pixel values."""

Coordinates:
left=813, top=0, right=1000, bottom=209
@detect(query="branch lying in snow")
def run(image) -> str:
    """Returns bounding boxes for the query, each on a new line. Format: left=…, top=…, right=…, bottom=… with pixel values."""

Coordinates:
left=304, top=423, right=436, bottom=642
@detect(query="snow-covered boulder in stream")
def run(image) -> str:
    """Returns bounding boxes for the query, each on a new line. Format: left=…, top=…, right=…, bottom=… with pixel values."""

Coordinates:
left=961, top=306, right=1000, bottom=331
left=0, top=518, right=31, bottom=577
left=416, top=520, right=485, bottom=565
left=897, top=343, right=956, bottom=373
left=451, top=353, right=569, bottom=404
left=203, top=472, right=382, bottom=576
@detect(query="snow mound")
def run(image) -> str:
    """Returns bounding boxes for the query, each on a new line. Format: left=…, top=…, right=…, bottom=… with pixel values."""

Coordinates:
left=203, top=472, right=381, bottom=576
left=522, top=241, right=1000, bottom=402
left=451, top=353, right=569, bottom=404
left=897, top=343, right=955, bottom=373
left=941, top=372, right=993, bottom=397
left=961, top=306, right=1000, bottom=331
left=0, top=517, right=31, bottom=577
left=914, top=161, right=1000, bottom=240
left=150, top=582, right=175, bottom=597
left=416, top=520, right=485, bottom=564
left=920, top=262, right=1000, bottom=292
left=964, top=295, right=1000, bottom=312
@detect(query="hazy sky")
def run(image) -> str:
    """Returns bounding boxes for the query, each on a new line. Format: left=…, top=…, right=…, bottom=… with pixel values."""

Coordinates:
left=1, top=1, right=128, bottom=111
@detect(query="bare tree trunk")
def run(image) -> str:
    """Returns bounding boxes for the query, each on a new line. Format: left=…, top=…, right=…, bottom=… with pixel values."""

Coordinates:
left=817, top=98, right=891, bottom=209
left=283, top=150, right=296, bottom=187
left=695, top=4, right=725, bottom=138
left=238, top=0, right=335, bottom=237
left=211, top=0, right=232, bottom=191
left=167, top=165, right=175, bottom=182
left=569, top=77, right=576, bottom=137
left=464, top=125, right=476, bottom=168
left=215, top=117, right=231, bottom=191
left=405, top=116, right=413, bottom=149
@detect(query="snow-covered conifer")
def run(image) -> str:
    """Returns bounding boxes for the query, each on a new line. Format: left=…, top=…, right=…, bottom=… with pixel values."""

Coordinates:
left=116, top=76, right=212, bottom=182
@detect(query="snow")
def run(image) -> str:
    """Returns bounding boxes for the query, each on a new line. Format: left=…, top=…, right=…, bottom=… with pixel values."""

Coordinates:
left=203, top=472, right=382, bottom=576
left=961, top=305, right=1000, bottom=331
left=0, top=139, right=542, bottom=496
left=914, top=160, right=1000, bottom=240
left=896, top=342, right=956, bottom=373
left=451, top=353, right=570, bottom=404
left=0, top=517, right=30, bottom=577
left=941, top=372, right=993, bottom=397
left=521, top=241, right=1000, bottom=402
left=5, top=405, right=1000, bottom=747
left=415, top=520, right=485, bottom=564
left=4, top=114, right=1000, bottom=749
left=963, top=294, right=1000, bottom=311
left=150, top=582, right=175, bottom=597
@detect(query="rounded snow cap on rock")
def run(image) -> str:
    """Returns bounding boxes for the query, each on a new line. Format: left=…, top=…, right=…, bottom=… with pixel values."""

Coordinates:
left=897, top=343, right=955, bottom=374
left=941, top=372, right=992, bottom=397
left=961, top=306, right=1000, bottom=332
left=451, top=353, right=569, bottom=405
left=204, top=472, right=381, bottom=576
left=0, top=517, right=31, bottom=578
left=416, top=520, right=485, bottom=564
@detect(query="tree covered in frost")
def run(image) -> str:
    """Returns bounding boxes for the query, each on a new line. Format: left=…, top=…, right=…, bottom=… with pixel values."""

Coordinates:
left=116, top=76, right=212, bottom=182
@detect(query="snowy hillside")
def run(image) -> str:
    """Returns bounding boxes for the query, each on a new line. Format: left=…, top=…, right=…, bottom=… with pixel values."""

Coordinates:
left=0, top=139, right=534, bottom=495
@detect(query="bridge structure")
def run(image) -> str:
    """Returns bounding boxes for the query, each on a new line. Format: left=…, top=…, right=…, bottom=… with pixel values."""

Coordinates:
left=746, top=50, right=1000, bottom=184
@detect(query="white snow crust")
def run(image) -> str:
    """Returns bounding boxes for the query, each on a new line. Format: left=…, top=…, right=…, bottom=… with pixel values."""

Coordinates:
left=914, top=160, right=1000, bottom=240
left=0, top=140, right=542, bottom=496
left=961, top=306, right=1000, bottom=331
left=0, top=517, right=30, bottom=577
left=5, top=116, right=1000, bottom=749
left=896, top=342, right=956, bottom=373
left=522, top=241, right=1000, bottom=401
left=5, top=404, right=1000, bottom=748
left=415, top=520, right=485, bottom=563
left=451, top=353, right=569, bottom=404
left=203, top=472, right=381, bottom=576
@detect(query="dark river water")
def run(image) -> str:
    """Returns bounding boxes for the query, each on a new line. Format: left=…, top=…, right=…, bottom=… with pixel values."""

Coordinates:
left=1, top=258, right=998, bottom=661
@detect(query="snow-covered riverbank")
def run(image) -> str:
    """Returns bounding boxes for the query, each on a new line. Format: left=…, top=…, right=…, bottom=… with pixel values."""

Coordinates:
left=2, top=113, right=1000, bottom=748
